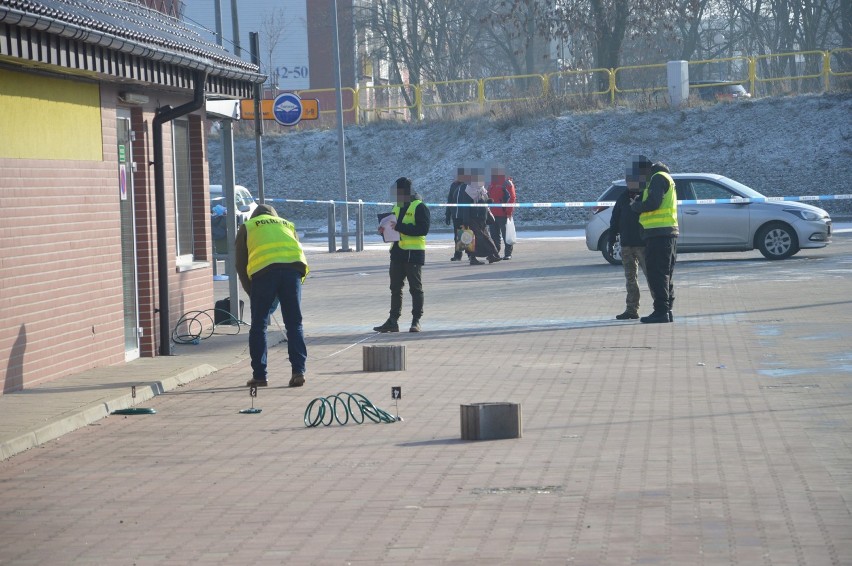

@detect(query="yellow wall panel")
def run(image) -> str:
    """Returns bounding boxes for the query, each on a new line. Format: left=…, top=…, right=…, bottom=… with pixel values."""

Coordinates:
left=0, top=69, right=103, bottom=160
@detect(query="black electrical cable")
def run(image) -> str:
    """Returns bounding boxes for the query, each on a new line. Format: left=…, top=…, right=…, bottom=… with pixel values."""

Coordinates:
left=172, top=309, right=244, bottom=344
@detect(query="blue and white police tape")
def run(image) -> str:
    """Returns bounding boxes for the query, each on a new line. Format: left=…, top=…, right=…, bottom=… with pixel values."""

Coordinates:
left=264, top=194, right=852, bottom=208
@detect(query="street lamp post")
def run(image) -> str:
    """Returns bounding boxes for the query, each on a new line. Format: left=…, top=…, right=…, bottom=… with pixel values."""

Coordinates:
left=331, top=0, right=350, bottom=251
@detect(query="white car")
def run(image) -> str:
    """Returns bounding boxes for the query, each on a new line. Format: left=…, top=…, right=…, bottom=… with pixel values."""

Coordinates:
left=585, top=173, right=832, bottom=264
left=210, top=184, right=258, bottom=225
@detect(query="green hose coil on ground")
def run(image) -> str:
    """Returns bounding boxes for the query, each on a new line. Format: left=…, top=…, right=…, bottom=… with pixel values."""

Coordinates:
left=304, top=392, right=398, bottom=427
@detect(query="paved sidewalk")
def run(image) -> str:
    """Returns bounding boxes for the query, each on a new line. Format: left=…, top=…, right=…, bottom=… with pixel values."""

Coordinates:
left=0, top=233, right=850, bottom=565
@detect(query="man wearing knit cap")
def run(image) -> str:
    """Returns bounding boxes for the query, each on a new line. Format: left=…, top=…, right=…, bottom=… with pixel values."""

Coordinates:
left=235, top=204, right=309, bottom=387
left=374, top=177, right=431, bottom=333
left=629, top=155, right=679, bottom=323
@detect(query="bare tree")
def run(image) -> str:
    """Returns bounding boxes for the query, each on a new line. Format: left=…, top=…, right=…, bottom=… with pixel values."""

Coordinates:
left=354, top=0, right=493, bottom=104
left=489, top=0, right=684, bottom=89
left=260, top=7, right=289, bottom=90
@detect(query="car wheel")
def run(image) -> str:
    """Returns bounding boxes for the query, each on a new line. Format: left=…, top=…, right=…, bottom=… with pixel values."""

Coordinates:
left=756, top=222, right=799, bottom=260
left=599, top=231, right=622, bottom=265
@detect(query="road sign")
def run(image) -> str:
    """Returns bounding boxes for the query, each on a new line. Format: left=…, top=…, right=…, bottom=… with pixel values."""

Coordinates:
left=300, top=99, right=319, bottom=120
left=273, top=92, right=303, bottom=126
left=241, top=98, right=319, bottom=122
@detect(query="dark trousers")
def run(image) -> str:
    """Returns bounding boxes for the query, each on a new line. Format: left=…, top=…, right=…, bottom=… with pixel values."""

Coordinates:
left=489, top=216, right=513, bottom=257
left=470, top=223, right=498, bottom=258
left=249, top=267, right=307, bottom=379
left=389, top=261, right=423, bottom=321
left=644, top=236, right=677, bottom=314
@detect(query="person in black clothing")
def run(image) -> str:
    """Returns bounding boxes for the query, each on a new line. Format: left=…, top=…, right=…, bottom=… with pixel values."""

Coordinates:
left=461, top=180, right=501, bottom=265
left=629, top=156, right=678, bottom=323
left=373, top=177, right=431, bottom=333
left=609, top=174, right=653, bottom=320
left=445, top=167, right=469, bottom=261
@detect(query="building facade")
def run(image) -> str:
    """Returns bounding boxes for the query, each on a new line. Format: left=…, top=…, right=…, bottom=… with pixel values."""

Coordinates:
left=0, top=0, right=264, bottom=393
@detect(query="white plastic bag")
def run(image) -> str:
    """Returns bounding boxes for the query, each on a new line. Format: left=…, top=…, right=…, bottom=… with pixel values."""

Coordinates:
left=504, top=217, right=517, bottom=246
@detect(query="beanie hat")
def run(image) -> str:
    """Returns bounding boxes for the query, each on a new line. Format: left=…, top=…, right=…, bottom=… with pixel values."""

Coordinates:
left=395, top=177, right=413, bottom=193
left=251, top=203, right=278, bottom=218
left=631, top=155, right=653, bottom=175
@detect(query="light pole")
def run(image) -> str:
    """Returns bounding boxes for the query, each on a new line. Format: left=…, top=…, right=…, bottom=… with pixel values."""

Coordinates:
left=331, top=0, right=350, bottom=251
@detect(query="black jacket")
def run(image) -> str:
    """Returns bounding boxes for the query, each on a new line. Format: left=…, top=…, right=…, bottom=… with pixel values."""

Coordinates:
left=390, top=193, right=431, bottom=265
left=446, top=181, right=469, bottom=224
left=609, top=191, right=645, bottom=247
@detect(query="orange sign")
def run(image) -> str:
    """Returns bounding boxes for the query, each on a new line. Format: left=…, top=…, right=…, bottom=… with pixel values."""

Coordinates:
left=240, top=98, right=319, bottom=121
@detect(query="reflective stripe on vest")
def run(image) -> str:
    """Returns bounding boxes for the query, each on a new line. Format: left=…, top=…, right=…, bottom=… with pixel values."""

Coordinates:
left=392, top=200, right=426, bottom=250
left=639, top=172, right=678, bottom=229
left=245, top=215, right=309, bottom=280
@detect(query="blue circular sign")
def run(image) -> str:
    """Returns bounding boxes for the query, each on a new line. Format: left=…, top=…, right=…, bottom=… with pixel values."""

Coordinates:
left=272, top=92, right=303, bottom=126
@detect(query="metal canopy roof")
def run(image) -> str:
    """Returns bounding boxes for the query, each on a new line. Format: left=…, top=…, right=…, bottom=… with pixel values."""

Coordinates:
left=0, top=0, right=265, bottom=98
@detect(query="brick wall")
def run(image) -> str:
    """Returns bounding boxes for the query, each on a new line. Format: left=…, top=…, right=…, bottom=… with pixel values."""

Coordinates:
left=0, top=81, right=218, bottom=393
left=0, top=100, right=125, bottom=391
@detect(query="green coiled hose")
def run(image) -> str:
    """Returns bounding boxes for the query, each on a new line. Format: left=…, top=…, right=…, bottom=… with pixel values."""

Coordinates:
left=304, top=392, right=398, bottom=427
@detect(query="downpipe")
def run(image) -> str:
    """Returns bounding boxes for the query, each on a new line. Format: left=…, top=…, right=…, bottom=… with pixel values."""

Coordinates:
left=152, top=71, right=208, bottom=356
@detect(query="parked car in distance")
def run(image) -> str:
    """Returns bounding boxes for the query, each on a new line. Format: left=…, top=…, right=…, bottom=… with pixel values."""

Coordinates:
left=585, top=173, right=832, bottom=264
left=690, top=80, right=751, bottom=101
left=210, top=184, right=257, bottom=225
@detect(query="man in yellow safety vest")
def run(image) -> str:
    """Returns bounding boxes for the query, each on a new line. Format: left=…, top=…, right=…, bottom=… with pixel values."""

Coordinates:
left=629, top=156, right=679, bottom=323
left=235, top=204, right=309, bottom=387
left=374, top=177, right=431, bottom=333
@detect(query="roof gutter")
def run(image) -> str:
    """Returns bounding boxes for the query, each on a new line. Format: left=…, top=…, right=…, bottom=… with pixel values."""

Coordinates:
left=152, top=70, right=208, bottom=356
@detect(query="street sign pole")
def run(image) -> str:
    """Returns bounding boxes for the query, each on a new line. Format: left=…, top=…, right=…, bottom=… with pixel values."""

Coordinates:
left=331, top=0, right=351, bottom=252
left=249, top=32, right=266, bottom=204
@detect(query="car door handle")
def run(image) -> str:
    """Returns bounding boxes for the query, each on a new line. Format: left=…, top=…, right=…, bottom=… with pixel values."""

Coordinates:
left=684, top=209, right=699, bottom=215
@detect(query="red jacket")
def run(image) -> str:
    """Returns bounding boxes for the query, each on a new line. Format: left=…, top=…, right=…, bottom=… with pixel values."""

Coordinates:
left=488, top=178, right=516, bottom=218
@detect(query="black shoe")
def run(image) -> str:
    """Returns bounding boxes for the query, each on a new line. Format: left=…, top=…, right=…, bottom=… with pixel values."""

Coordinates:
left=503, top=255, right=512, bottom=260
left=469, top=257, right=484, bottom=265
left=640, top=311, right=671, bottom=324
left=615, top=311, right=639, bottom=320
left=451, top=255, right=462, bottom=261
left=373, top=319, right=399, bottom=332
left=289, top=372, right=305, bottom=387
left=246, top=378, right=268, bottom=387
left=487, top=255, right=502, bottom=263
left=409, top=319, right=421, bottom=332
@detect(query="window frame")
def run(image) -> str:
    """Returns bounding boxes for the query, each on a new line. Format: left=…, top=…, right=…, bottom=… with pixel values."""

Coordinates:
left=172, top=118, right=194, bottom=265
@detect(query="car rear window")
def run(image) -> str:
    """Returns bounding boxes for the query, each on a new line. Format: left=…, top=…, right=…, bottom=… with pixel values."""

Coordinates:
left=599, top=184, right=626, bottom=200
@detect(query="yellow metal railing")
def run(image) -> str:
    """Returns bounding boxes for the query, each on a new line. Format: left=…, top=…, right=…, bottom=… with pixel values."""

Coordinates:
left=827, top=47, right=852, bottom=88
left=281, top=48, right=850, bottom=125
left=750, top=50, right=826, bottom=96
left=613, top=63, right=668, bottom=95
left=544, top=68, right=613, bottom=101
left=482, top=74, right=547, bottom=104
left=357, top=83, right=417, bottom=123
left=419, top=78, right=481, bottom=109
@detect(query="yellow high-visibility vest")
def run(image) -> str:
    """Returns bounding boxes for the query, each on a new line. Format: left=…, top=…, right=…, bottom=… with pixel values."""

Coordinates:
left=391, top=200, right=426, bottom=250
left=639, top=172, right=678, bottom=229
left=245, top=214, right=309, bottom=281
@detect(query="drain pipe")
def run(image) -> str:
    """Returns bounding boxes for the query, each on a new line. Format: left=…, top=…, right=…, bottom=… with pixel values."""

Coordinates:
left=152, top=71, right=208, bottom=356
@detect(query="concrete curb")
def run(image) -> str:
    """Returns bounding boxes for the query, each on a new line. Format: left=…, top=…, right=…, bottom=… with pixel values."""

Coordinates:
left=0, top=363, right=218, bottom=462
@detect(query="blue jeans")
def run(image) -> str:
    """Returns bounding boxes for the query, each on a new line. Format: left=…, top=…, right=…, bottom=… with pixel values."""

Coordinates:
left=249, top=267, right=307, bottom=379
